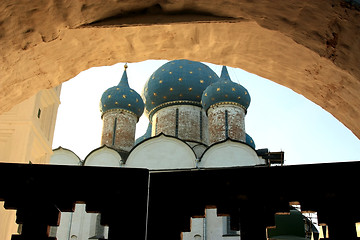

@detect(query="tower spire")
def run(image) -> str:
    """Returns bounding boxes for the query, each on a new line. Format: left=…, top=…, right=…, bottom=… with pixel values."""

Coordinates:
left=220, top=66, right=230, bottom=81
left=119, top=64, right=129, bottom=87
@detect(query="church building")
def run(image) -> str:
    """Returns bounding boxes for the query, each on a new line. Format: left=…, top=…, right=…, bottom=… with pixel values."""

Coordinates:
left=50, top=60, right=284, bottom=240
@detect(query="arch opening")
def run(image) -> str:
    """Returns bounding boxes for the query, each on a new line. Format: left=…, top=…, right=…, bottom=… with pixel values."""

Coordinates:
left=1, top=1, right=360, bottom=141
left=52, top=60, right=360, bottom=165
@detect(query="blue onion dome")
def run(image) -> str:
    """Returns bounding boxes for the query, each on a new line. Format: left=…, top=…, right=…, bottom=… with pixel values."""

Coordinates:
left=201, top=66, right=251, bottom=113
left=100, top=65, right=144, bottom=120
left=246, top=133, right=256, bottom=149
left=142, top=59, right=219, bottom=118
left=135, top=122, right=152, bottom=145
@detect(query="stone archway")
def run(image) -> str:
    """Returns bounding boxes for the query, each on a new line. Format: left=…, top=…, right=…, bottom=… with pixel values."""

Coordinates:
left=1, top=1, right=359, bottom=138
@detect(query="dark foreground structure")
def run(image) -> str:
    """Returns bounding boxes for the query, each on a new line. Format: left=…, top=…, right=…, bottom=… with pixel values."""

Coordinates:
left=0, top=161, right=359, bottom=240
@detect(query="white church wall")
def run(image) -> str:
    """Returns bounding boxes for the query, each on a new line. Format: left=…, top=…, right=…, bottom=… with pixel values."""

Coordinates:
left=54, top=204, right=105, bottom=240
left=182, top=208, right=240, bottom=240
left=53, top=212, right=73, bottom=239
left=206, top=208, right=226, bottom=240
left=83, top=146, right=122, bottom=167
left=126, top=134, right=196, bottom=170
left=182, top=217, right=204, bottom=240
left=199, top=140, right=264, bottom=168
left=50, top=147, right=81, bottom=166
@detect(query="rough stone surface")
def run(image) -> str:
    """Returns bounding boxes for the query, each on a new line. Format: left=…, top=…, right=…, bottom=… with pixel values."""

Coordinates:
left=152, top=105, right=209, bottom=144
left=101, top=111, right=137, bottom=152
left=1, top=1, right=360, bottom=138
left=208, top=105, right=246, bottom=145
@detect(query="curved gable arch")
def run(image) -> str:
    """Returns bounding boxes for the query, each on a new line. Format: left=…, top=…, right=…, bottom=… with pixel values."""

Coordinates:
left=126, top=134, right=197, bottom=170
left=50, top=147, right=81, bottom=166
left=83, top=145, right=122, bottom=167
left=199, top=139, right=264, bottom=168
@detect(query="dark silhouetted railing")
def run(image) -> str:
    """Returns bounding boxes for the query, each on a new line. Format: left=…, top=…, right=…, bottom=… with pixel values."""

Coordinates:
left=1, top=161, right=360, bottom=240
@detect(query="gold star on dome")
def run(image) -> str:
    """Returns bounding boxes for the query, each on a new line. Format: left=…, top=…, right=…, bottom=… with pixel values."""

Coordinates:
left=238, top=96, right=241, bottom=99
left=162, top=69, right=165, bottom=71
left=198, top=68, right=202, bottom=71
left=151, top=101, right=155, bottom=105
left=104, top=104, right=106, bottom=107
left=188, top=87, right=192, bottom=91
left=196, top=95, right=200, bottom=98
left=189, top=71, right=193, bottom=74
left=152, top=76, right=155, bottom=79
left=169, top=88, right=173, bottom=91
left=217, top=88, right=221, bottom=92
left=232, top=88, right=236, bottom=91
left=128, top=104, right=131, bottom=107
left=204, top=93, right=207, bottom=97
left=130, top=90, right=134, bottom=92
left=153, top=92, right=157, bottom=96
left=159, top=80, right=163, bottom=83
left=108, top=95, right=111, bottom=99
left=209, top=76, right=212, bottom=78
left=245, top=91, right=248, bottom=95
left=179, top=66, right=183, bottom=68
left=211, top=97, right=215, bottom=101
left=116, top=88, right=119, bottom=90
left=200, top=80, right=204, bottom=83
left=178, top=78, right=183, bottom=82
left=115, top=102, right=118, bottom=105
left=225, top=94, right=228, bottom=98
left=136, top=99, right=139, bottom=102
left=163, top=96, right=167, bottom=99
left=169, top=71, right=172, bottom=74
left=123, top=95, right=126, bottom=98
left=179, top=93, right=183, bottom=97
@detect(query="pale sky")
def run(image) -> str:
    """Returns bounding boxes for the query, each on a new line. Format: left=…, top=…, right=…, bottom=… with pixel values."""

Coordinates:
left=52, top=60, right=360, bottom=165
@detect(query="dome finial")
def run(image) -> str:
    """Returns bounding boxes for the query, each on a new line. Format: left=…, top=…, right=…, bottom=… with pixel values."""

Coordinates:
left=119, top=66, right=129, bottom=87
left=220, top=66, right=230, bottom=81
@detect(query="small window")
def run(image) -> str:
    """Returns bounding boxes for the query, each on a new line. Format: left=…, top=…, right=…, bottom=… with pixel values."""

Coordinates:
left=194, top=234, right=201, bottom=240
left=37, top=108, right=41, bottom=118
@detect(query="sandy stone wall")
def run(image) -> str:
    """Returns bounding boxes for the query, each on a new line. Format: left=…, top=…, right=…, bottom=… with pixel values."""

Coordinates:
left=101, top=110, right=137, bottom=152
left=208, top=105, right=246, bottom=145
left=0, top=1, right=359, bottom=138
